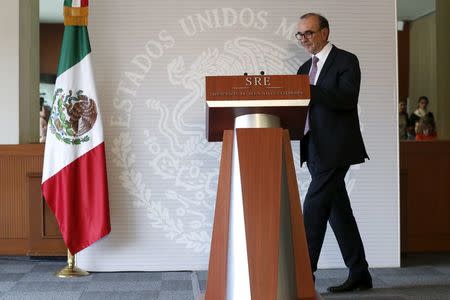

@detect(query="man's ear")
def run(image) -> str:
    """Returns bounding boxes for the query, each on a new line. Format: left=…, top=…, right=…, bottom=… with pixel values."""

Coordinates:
left=322, top=28, right=330, bottom=41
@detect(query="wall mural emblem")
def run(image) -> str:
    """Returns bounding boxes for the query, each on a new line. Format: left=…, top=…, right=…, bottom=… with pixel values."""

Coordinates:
left=110, top=9, right=359, bottom=254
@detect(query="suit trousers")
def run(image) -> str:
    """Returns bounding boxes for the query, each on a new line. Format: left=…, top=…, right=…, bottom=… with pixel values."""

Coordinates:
left=302, top=133, right=369, bottom=278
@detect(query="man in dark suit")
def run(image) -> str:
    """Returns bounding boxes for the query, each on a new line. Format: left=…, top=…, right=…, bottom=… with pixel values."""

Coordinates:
left=296, top=13, right=372, bottom=293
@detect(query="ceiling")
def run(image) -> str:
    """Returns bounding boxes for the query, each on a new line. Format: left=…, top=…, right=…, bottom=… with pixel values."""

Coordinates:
left=39, top=0, right=436, bottom=23
left=397, top=0, right=435, bottom=21
left=40, top=0, right=63, bottom=23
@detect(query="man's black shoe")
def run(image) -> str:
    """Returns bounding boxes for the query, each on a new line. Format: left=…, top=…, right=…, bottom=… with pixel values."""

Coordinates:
left=327, top=273, right=372, bottom=293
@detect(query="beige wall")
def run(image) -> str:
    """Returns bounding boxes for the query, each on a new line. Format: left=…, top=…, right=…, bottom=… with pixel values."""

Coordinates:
left=408, top=13, right=437, bottom=117
left=0, top=2, right=20, bottom=144
left=436, top=0, right=450, bottom=139
left=0, top=0, right=39, bottom=144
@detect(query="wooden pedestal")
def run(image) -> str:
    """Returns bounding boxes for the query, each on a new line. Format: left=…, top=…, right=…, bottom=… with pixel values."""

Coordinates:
left=205, top=128, right=322, bottom=300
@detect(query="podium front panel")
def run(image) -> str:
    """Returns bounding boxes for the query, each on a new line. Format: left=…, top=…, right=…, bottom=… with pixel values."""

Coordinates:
left=205, top=75, right=310, bottom=141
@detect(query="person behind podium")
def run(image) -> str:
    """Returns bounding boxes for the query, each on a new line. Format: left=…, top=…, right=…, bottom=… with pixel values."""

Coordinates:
left=296, top=13, right=372, bottom=293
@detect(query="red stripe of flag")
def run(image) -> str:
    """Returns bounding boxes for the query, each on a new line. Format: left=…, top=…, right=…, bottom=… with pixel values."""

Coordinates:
left=42, top=143, right=111, bottom=254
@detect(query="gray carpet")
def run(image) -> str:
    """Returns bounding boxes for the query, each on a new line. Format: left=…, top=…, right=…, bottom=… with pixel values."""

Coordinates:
left=1, top=253, right=450, bottom=299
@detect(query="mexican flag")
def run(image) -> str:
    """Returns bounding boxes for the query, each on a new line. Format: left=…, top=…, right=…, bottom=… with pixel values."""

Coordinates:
left=41, top=0, right=111, bottom=255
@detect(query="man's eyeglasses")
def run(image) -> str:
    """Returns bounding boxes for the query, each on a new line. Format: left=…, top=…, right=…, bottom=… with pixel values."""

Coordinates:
left=295, top=30, right=318, bottom=40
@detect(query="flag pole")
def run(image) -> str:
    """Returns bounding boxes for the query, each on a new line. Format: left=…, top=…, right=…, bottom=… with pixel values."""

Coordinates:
left=44, top=1, right=110, bottom=277
left=53, top=2, right=91, bottom=279
left=56, top=249, right=90, bottom=277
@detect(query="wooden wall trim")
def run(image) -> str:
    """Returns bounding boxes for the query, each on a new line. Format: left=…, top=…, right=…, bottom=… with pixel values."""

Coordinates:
left=0, top=240, right=29, bottom=255
left=0, top=143, right=44, bottom=156
left=400, top=140, right=450, bottom=153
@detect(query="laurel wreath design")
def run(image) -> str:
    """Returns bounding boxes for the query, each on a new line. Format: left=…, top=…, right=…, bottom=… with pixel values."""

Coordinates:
left=111, top=132, right=211, bottom=252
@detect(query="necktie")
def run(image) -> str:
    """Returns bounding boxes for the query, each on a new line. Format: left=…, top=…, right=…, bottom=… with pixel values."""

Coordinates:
left=304, top=56, right=319, bottom=134
left=309, top=56, right=319, bottom=84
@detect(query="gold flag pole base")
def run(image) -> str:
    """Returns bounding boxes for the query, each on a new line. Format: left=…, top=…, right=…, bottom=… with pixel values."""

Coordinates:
left=55, top=249, right=90, bottom=278
left=56, top=265, right=90, bottom=277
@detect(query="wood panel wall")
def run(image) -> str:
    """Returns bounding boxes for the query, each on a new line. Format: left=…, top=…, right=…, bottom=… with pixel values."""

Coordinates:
left=40, top=23, right=64, bottom=75
left=0, top=144, right=65, bottom=255
left=400, top=140, right=450, bottom=252
left=397, top=22, right=410, bottom=103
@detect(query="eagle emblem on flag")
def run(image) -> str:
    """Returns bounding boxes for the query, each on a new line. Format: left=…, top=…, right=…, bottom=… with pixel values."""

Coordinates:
left=49, top=88, right=98, bottom=145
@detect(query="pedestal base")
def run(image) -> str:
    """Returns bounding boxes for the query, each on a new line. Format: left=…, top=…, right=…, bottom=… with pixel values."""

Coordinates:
left=205, top=123, right=320, bottom=299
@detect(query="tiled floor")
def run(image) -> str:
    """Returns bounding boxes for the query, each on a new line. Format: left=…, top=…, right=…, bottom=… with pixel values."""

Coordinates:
left=0, top=257, right=194, bottom=300
left=1, top=253, right=450, bottom=299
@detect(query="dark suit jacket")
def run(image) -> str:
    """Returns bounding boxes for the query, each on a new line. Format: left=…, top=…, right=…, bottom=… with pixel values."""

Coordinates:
left=297, top=45, right=368, bottom=170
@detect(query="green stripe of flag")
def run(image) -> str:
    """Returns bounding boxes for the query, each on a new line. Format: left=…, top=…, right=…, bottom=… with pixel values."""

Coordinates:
left=64, top=0, right=88, bottom=7
left=57, top=26, right=91, bottom=77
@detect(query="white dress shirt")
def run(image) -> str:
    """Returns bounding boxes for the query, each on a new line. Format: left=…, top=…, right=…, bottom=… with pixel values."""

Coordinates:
left=310, top=42, right=333, bottom=85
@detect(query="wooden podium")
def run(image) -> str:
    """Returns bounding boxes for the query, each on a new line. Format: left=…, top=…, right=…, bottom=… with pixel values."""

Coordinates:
left=204, top=75, right=322, bottom=300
